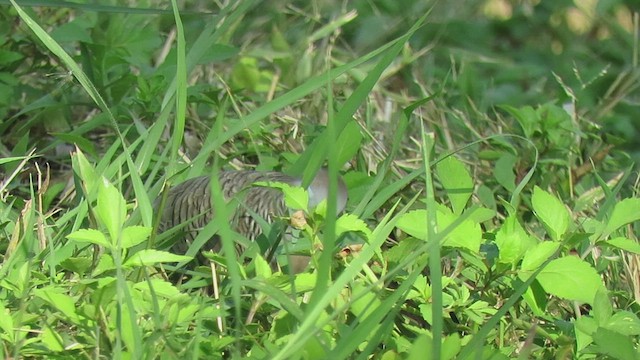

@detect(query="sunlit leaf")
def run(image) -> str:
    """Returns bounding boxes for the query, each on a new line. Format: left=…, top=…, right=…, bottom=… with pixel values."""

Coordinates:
left=495, top=215, right=536, bottom=265
left=96, top=177, right=127, bottom=243
left=532, top=186, right=571, bottom=241
left=67, top=228, right=110, bottom=248
left=520, top=241, right=560, bottom=274
left=536, top=256, right=604, bottom=305
left=605, top=237, right=640, bottom=255
left=33, top=288, right=82, bottom=325
left=121, top=226, right=152, bottom=249
left=336, top=213, right=372, bottom=239
left=604, top=198, right=640, bottom=237
left=124, top=249, right=192, bottom=267
left=436, top=156, right=473, bottom=215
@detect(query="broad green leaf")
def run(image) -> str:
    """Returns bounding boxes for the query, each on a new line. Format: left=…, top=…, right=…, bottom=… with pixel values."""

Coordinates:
left=501, top=105, right=540, bottom=138
left=531, top=186, right=571, bottom=241
left=254, top=254, right=273, bottom=279
left=335, top=120, right=364, bottom=168
left=41, top=326, right=65, bottom=352
left=0, top=49, right=24, bottom=64
left=350, top=280, right=382, bottom=320
left=592, top=288, right=612, bottom=326
left=521, top=280, right=547, bottom=317
left=72, top=147, right=99, bottom=199
left=124, top=250, right=192, bottom=267
left=604, top=198, right=640, bottom=236
left=574, top=316, right=597, bottom=351
left=605, top=237, right=640, bottom=255
left=133, top=279, right=181, bottom=299
left=96, top=178, right=127, bottom=243
left=335, top=213, right=372, bottom=239
left=407, top=334, right=431, bottom=360
left=118, top=303, right=136, bottom=356
left=258, top=182, right=309, bottom=211
left=439, top=208, right=482, bottom=253
left=93, top=254, right=115, bottom=276
left=441, top=333, right=462, bottom=360
left=49, top=16, right=94, bottom=43
left=494, top=153, right=517, bottom=192
left=397, top=209, right=427, bottom=240
left=0, top=301, right=14, bottom=342
left=283, top=185, right=309, bottom=211
left=436, top=156, right=473, bottom=215
left=593, top=327, right=636, bottom=360
left=386, top=238, right=423, bottom=265
left=60, top=257, right=94, bottom=275
left=467, top=207, right=496, bottom=223
left=537, top=256, right=604, bottom=305
left=603, top=311, right=640, bottom=336
left=519, top=241, right=560, bottom=274
left=66, top=228, right=110, bottom=248
left=121, top=226, right=151, bottom=249
left=495, top=215, right=536, bottom=264
left=33, top=288, right=81, bottom=325
left=396, top=208, right=482, bottom=253
left=274, top=272, right=317, bottom=294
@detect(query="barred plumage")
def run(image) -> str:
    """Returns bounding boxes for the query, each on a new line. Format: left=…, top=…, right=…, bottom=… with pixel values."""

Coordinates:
left=156, top=169, right=347, bottom=267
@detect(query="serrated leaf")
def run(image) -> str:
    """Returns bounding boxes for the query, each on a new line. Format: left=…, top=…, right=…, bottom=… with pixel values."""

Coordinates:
left=96, top=177, right=127, bottom=243
left=604, top=198, right=640, bottom=237
left=536, top=256, right=604, bottom=305
left=66, top=228, right=110, bottom=248
left=532, top=186, right=571, bottom=241
left=436, top=156, right=473, bottom=215
left=124, top=250, right=192, bottom=268
left=121, top=226, right=151, bottom=249
left=336, top=213, right=372, bottom=239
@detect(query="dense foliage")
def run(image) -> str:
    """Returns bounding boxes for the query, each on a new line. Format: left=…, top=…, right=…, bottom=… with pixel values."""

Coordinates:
left=1, top=0, right=639, bottom=359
